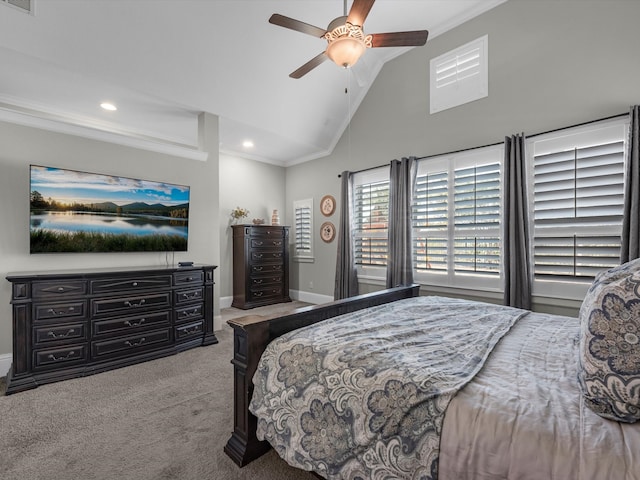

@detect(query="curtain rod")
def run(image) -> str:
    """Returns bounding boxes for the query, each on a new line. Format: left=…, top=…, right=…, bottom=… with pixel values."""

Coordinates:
left=337, top=111, right=629, bottom=178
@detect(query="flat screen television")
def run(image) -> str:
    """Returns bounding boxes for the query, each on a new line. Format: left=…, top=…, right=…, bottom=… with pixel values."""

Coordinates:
left=30, top=165, right=190, bottom=253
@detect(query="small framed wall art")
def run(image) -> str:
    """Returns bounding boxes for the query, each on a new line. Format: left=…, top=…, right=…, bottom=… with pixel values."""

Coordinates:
left=320, top=195, right=336, bottom=217
left=320, top=221, right=336, bottom=243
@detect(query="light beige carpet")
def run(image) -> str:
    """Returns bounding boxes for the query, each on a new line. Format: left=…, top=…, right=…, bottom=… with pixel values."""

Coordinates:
left=0, top=302, right=317, bottom=480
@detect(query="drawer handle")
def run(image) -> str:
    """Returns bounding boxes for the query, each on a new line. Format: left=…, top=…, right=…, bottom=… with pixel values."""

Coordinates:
left=124, top=337, right=146, bottom=348
left=184, top=276, right=194, bottom=282
left=132, top=282, right=138, bottom=287
left=48, top=351, right=75, bottom=362
left=254, top=266, right=263, bottom=272
left=124, top=299, right=146, bottom=308
left=255, top=253, right=263, bottom=259
left=124, top=318, right=146, bottom=327
left=254, top=292, right=264, bottom=297
left=181, top=309, right=200, bottom=318
left=273, top=241, right=282, bottom=246
left=273, top=253, right=282, bottom=258
left=47, top=328, right=75, bottom=339
left=181, top=292, right=201, bottom=300
left=48, top=307, right=74, bottom=316
left=254, top=279, right=263, bottom=285
left=255, top=241, right=264, bottom=246
left=57, top=287, right=65, bottom=292
left=183, top=325, right=201, bottom=334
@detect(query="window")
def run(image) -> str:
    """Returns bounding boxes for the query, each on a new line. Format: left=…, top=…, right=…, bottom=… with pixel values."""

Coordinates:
left=353, top=168, right=389, bottom=274
left=293, top=198, right=314, bottom=262
left=413, top=145, right=503, bottom=289
left=430, top=35, right=488, bottom=114
left=529, top=119, right=627, bottom=298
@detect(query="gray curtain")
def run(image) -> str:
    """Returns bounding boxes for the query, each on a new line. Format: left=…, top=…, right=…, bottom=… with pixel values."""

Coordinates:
left=386, top=157, right=416, bottom=288
left=334, top=171, right=359, bottom=300
left=503, top=134, right=531, bottom=309
left=621, top=105, right=640, bottom=263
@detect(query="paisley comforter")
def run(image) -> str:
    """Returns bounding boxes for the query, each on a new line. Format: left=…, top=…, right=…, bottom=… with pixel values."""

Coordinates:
left=249, top=296, right=526, bottom=479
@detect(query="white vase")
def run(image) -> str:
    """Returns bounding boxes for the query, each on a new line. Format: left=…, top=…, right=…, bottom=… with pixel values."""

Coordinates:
left=271, top=209, right=280, bottom=225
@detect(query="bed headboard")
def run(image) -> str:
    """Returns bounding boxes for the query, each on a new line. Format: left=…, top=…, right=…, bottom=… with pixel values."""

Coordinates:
left=223, top=284, right=420, bottom=467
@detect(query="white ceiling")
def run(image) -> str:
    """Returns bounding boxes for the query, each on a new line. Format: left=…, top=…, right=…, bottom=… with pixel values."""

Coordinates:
left=0, top=0, right=506, bottom=166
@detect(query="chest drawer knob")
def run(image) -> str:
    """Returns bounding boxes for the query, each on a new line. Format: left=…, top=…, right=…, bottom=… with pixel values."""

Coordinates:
left=124, top=318, right=146, bottom=327
left=124, top=338, right=146, bottom=348
left=48, top=351, right=75, bottom=362
left=124, top=299, right=146, bottom=308
left=57, top=287, right=65, bottom=292
left=47, top=329, right=75, bottom=339
left=132, top=282, right=138, bottom=287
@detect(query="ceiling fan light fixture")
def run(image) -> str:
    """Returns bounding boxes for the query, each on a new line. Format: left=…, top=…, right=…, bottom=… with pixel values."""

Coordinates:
left=324, top=22, right=372, bottom=68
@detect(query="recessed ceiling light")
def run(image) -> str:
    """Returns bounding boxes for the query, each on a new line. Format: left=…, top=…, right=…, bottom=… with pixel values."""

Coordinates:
left=100, top=102, right=117, bottom=111
left=242, top=140, right=254, bottom=148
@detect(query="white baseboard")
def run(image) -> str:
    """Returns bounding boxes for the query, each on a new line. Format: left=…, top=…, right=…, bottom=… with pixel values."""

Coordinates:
left=290, top=290, right=333, bottom=305
left=219, top=295, right=233, bottom=309
left=0, top=353, right=12, bottom=378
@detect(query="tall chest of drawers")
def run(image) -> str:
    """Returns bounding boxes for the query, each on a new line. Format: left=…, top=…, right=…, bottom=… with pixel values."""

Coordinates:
left=231, top=225, right=291, bottom=309
left=5, top=264, right=217, bottom=395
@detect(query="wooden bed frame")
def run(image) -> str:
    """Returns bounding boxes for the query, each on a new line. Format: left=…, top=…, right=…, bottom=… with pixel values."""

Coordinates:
left=223, top=284, right=421, bottom=467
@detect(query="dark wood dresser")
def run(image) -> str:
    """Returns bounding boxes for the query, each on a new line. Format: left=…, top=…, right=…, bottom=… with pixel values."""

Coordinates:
left=231, top=225, right=291, bottom=309
left=5, top=264, right=217, bottom=395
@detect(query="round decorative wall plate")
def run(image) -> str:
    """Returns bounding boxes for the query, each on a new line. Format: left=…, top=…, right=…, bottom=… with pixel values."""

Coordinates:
left=320, top=221, right=336, bottom=243
left=320, top=195, right=336, bottom=216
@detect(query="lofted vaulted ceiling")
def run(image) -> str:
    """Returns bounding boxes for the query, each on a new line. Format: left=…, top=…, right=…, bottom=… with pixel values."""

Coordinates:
left=0, top=0, right=506, bottom=166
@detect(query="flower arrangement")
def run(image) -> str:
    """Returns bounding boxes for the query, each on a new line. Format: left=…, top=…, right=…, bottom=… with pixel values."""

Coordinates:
left=230, top=206, right=249, bottom=223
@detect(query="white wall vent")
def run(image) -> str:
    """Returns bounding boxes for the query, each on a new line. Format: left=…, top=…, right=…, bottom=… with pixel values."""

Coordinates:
left=2, top=0, right=32, bottom=14
left=430, top=34, right=488, bottom=114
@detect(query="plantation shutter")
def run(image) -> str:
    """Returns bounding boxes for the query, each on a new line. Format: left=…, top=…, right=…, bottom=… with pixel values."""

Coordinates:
left=453, top=162, right=501, bottom=274
left=354, top=171, right=389, bottom=267
left=412, top=170, right=448, bottom=271
left=532, top=124, right=626, bottom=279
left=293, top=198, right=313, bottom=261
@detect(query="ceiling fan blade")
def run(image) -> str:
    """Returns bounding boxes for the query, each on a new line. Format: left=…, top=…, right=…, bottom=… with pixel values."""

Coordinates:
left=370, top=30, right=429, bottom=48
left=269, top=14, right=327, bottom=38
left=289, top=52, right=328, bottom=79
left=347, top=0, right=375, bottom=27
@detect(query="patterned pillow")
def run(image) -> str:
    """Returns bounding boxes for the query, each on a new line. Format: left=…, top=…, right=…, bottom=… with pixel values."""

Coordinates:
left=577, top=258, right=640, bottom=423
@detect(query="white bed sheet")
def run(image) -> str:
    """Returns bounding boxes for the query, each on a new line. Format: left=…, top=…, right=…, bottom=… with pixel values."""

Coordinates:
left=439, top=311, right=640, bottom=480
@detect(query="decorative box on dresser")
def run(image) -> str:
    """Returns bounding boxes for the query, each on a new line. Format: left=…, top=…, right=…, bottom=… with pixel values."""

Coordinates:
left=231, top=225, right=291, bottom=309
left=5, top=264, right=217, bottom=395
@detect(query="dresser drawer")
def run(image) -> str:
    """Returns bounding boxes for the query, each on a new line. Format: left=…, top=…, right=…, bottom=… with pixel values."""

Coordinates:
left=249, top=285, right=284, bottom=302
left=174, top=287, right=203, bottom=306
left=33, top=281, right=86, bottom=299
left=250, top=238, right=285, bottom=249
left=250, top=264, right=283, bottom=275
left=33, top=345, right=87, bottom=371
left=93, top=311, right=171, bottom=337
left=34, top=301, right=86, bottom=322
left=33, top=322, right=87, bottom=346
left=91, top=329, right=171, bottom=359
left=174, top=270, right=204, bottom=287
left=249, top=227, right=285, bottom=238
left=249, top=275, right=283, bottom=287
left=91, top=292, right=171, bottom=317
left=90, top=275, right=172, bottom=294
left=174, top=304, right=203, bottom=324
left=175, top=321, right=204, bottom=341
left=250, top=251, right=284, bottom=264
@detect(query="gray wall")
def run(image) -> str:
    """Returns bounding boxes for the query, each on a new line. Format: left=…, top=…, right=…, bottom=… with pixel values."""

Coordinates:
left=285, top=0, right=640, bottom=315
left=0, top=116, right=220, bottom=359
left=219, top=154, right=286, bottom=302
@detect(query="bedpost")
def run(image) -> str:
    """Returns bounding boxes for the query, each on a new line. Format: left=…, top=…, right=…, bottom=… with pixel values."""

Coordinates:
left=223, top=315, right=272, bottom=466
left=223, top=284, right=420, bottom=467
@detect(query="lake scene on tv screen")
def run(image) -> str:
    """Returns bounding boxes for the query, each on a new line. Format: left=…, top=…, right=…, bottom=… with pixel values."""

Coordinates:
left=30, top=165, right=190, bottom=253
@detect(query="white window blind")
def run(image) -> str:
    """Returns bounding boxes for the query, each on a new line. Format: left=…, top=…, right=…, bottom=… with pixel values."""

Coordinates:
left=430, top=35, right=488, bottom=114
left=530, top=120, right=627, bottom=285
left=413, top=146, right=502, bottom=288
left=353, top=169, right=389, bottom=268
left=293, top=198, right=314, bottom=262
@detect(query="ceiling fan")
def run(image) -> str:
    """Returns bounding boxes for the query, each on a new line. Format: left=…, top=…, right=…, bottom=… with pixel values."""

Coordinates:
left=269, top=0, right=429, bottom=79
